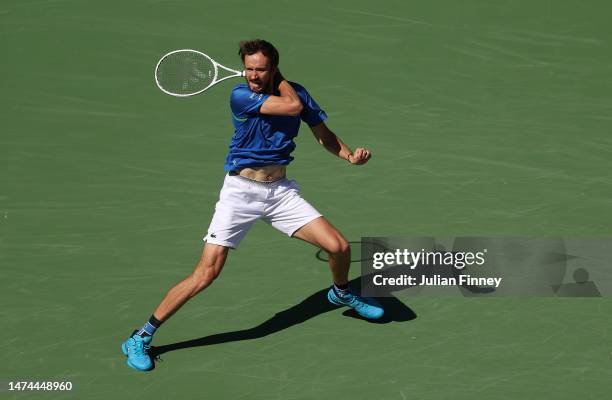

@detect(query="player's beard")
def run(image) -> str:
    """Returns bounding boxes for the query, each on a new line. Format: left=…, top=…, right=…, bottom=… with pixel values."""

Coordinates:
left=248, top=80, right=264, bottom=93
left=246, top=74, right=273, bottom=94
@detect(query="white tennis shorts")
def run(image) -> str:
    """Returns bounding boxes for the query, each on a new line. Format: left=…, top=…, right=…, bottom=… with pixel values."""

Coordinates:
left=204, top=173, right=322, bottom=249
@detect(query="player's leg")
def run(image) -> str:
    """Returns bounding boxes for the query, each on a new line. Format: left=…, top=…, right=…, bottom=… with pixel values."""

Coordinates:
left=153, top=243, right=229, bottom=321
left=149, top=173, right=259, bottom=325
left=292, top=217, right=383, bottom=320
left=264, top=179, right=383, bottom=320
left=122, top=174, right=260, bottom=371
left=292, top=217, right=350, bottom=285
left=121, top=243, right=229, bottom=371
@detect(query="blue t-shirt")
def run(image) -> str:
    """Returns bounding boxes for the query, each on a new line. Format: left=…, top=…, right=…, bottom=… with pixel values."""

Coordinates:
left=224, top=82, right=327, bottom=171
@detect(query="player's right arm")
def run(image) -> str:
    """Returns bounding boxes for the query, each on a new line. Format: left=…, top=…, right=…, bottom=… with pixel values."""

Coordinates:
left=259, top=72, right=303, bottom=116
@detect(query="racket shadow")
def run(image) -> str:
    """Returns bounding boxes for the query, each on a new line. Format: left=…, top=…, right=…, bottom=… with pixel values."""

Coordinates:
left=150, top=277, right=416, bottom=357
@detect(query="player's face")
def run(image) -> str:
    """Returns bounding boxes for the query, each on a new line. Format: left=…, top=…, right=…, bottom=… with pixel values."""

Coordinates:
left=244, top=52, right=275, bottom=93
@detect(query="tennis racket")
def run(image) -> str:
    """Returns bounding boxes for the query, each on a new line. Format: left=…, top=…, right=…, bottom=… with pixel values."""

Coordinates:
left=154, top=49, right=245, bottom=97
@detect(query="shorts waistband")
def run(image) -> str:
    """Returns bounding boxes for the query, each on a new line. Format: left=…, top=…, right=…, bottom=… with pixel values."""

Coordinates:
left=228, top=171, right=287, bottom=185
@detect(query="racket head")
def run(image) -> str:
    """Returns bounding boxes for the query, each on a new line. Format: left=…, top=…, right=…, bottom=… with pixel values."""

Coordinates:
left=154, top=49, right=218, bottom=97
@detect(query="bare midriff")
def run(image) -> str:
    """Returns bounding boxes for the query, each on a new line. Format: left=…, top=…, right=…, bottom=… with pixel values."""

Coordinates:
left=236, top=165, right=287, bottom=182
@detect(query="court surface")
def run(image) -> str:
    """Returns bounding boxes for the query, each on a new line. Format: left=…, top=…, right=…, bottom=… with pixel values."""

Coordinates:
left=1, top=0, right=611, bottom=398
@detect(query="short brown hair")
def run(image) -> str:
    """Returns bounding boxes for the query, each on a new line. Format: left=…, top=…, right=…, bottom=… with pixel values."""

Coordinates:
left=238, top=39, right=279, bottom=68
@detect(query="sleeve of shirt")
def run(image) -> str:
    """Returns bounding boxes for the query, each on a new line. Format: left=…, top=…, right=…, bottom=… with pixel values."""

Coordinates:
left=292, top=83, right=328, bottom=127
left=230, top=85, right=270, bottom=119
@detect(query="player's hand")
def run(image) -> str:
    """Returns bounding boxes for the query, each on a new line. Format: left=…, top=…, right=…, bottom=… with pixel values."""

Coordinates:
left=348, top=147, right=371, bottom=165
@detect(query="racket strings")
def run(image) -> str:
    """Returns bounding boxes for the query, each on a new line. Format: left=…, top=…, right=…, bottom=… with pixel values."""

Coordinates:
left=156, top=51, right=216, bottom=96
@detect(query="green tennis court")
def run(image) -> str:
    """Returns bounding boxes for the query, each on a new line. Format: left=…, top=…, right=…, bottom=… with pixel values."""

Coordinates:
left=2, top=0, right=611, bottom=398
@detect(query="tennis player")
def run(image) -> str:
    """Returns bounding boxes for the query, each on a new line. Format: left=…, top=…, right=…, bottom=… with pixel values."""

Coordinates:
left=122, top=39, right=383, bottom=371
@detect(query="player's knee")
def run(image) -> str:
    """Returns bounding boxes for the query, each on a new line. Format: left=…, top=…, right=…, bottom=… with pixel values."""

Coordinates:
left=192, top=264, right=221, bottom=292
left=326, top=237, right=350, bottom=257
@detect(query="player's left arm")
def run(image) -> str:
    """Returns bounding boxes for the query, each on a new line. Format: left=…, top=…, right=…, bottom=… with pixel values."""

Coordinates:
left=309, top=122, right=371, bottom=165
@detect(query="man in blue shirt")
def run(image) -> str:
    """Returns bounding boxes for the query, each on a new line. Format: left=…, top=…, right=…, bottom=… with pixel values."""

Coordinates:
left=122, top=39, right=383, bottom=371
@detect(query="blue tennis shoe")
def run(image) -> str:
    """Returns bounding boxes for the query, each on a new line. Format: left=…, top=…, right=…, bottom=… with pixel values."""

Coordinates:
left=121, top=331, right=154, bottom=371
left=327, top=288, right=384, bottom=320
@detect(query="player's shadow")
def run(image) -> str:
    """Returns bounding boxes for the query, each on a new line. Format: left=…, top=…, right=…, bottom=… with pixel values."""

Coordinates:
left=151, top=274, right=416, bottom=357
